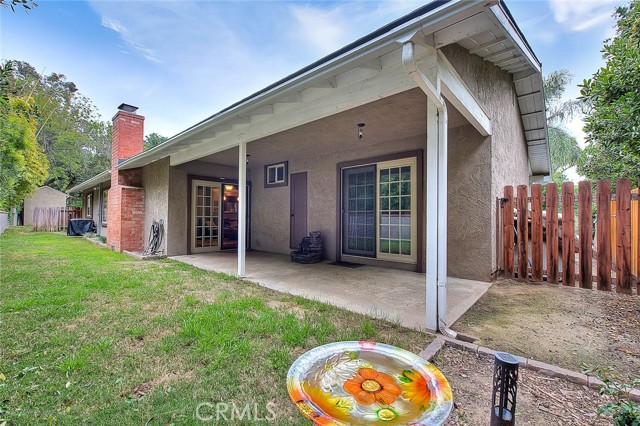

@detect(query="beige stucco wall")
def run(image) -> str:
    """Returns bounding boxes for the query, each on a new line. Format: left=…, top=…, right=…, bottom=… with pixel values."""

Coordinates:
left=166, top=160, right=241, bottom=256
left=23, top=186, right=67, bottom=226
left=245, top=89, right=429, bottom=270
left=442, top=44, right=530, bottom=280
left=142, top=157, right=170, bottom=254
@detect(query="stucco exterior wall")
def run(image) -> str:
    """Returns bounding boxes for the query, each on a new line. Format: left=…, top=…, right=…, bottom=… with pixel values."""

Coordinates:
left=250, top=134, right=427, bottom=267
left=23, top=186, right=67, bottom=226
left=243, top=90, right=431, bottom=271
left=442, top=44, right=530, bottom=279
left=166, top=160, right=241, bottom=256
left=142, top=157, right=170, bottom=254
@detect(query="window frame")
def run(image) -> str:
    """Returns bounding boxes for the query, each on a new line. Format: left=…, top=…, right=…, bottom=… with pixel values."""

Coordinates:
left=101, top=189, right=108, bottom=225
left=85, top=193, right=93, bottom=218
left=375, top=157, right=417, bottom=264
left=264, top=161, right=288, bottom=188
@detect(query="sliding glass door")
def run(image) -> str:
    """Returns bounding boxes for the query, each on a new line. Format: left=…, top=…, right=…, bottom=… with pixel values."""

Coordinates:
left=341, top=157, right=417, bottom=264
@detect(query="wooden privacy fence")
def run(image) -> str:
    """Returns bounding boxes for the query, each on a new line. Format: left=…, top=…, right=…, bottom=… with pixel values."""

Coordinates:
left=32, top=207, right=82, bottom=232
left=499, top=179, right=639, bottom=295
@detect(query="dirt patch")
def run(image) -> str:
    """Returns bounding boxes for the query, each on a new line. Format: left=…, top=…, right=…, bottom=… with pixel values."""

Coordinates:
left=267, top=300, right=306, bottom=319
left=122, top=371, right=194, bottom=399
left=436, top=346, right=613, bottom=426
left=453, top=279, right=640, bottom=377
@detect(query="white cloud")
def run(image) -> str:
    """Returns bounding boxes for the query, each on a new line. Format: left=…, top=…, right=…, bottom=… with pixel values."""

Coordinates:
left=548, top=0, right=620, bottom=32
left=101, top=16, right=126, bottom=34
left=100, top=14, right=159, bottom=62
left=288, top=5, right=351, bottom=55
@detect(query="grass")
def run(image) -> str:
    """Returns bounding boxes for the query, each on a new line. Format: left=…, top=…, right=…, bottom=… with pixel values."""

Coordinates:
left=0, top=228, right=432, bottom=425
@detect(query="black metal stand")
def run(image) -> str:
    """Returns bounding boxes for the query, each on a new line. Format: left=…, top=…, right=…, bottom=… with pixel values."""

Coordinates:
left=491, top=352, right=519, bottom=426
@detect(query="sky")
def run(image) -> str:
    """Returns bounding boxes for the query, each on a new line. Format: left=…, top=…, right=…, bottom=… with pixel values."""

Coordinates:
left=0, top=0, right=625, bottom=166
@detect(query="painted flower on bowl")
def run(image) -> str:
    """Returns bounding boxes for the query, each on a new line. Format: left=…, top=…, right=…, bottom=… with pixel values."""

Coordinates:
left=343, top=368, right=402, bottom=406
left=288, top=377, right=352, bottom=424
left=315, top=351, right=361, bottom=391
left=400, top=364, right=452, bottom=410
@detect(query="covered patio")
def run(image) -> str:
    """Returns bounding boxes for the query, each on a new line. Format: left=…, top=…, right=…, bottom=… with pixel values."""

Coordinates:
left=170, top=251, right=492, bottom=330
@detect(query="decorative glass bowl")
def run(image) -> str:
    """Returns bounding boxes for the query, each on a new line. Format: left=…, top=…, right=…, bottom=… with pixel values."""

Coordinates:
left=287, top=341, right=453, bottom=425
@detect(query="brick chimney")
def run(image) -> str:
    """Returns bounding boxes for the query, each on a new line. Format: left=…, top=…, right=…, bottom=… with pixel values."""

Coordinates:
left=112, top=103, right=144, bottom=167
left=107, top=103, right=145, bottom=252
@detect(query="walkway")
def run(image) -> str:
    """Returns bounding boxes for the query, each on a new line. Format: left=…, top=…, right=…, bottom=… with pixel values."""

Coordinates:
left=170, top=251, right=492, bottom=331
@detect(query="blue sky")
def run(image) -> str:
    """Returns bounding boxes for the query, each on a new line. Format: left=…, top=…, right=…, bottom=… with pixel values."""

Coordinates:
left=1, top=0, right=623, bottom=143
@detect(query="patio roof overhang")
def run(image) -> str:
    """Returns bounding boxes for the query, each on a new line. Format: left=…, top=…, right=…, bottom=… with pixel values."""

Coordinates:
left=66, top=170, right=110, bottom=194
left=117, top=0, right=550, bottom=176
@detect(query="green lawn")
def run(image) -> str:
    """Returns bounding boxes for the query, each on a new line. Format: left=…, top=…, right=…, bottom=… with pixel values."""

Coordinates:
left=0, top=228, right=432, bottom=425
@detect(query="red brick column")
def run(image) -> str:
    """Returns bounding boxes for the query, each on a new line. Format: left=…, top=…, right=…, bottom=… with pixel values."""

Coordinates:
left=107, top=107, right=145, bottom=252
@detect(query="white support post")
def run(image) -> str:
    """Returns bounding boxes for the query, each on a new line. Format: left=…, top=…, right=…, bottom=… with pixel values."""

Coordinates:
left=436, top=103, right=448, bottom=331
left=237, top=142, right=247, bottom=278
left=425, top=99, right=439, bottom=333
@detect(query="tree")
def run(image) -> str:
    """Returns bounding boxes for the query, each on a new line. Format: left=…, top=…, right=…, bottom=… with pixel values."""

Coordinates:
left=6, top=60, right=111, bottom=191
left=543, top=69, right=583, bottom=182
left=0, top=0, right=37, bottom=13
left=0, top=62, right=48, bottom=210
left=578, top=0, right=640, bottom=183
left=144, top=133, right=168, bottom=151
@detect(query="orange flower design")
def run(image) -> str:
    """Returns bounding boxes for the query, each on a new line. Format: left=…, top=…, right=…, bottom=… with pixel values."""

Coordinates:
left=343, top=368, right=401, bottom=406
left=400, top=365, right=452, bottom=410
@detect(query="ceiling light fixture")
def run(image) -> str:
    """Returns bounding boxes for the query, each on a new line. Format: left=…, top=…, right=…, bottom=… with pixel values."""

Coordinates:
left=357, top=123, right=365, bottom=141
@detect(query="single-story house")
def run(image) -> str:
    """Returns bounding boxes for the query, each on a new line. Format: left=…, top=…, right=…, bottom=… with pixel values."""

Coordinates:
left=68, top=0, right=550, bottom=332
left=20, top=186, right=68, bottom=226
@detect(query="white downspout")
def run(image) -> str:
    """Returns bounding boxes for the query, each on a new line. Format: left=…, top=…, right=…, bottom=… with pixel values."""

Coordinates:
left=402, top=41, right=456, bottom=338
left=237, top=141, right=247, bottom=277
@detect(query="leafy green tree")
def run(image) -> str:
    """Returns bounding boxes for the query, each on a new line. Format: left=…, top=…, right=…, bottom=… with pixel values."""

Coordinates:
left=144, top=132, right=168, bottom=151
left=543, top=70, right=583, bottom=183
left=6, top=60, right=111, bottom=191
left=578, top=0, right=640, bottom=183
left=0, top=63, right=48, bottom=210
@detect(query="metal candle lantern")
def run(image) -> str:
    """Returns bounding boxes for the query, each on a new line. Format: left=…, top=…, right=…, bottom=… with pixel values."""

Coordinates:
left=491, top=352, right=519, bottom=425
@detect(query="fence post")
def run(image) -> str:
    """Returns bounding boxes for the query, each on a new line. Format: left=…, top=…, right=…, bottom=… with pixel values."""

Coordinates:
left=616, top=179, right=632, bottom=294
left=562, top=182, right=575, bottom=286
left=531, top=184, right=543, bottom=282
left=517, top=185, right=528, bottom=281
left=503, top=186, right=514, bottom=278
left=596, top=180, right=612, bottom=291
left=578, top=181, right=593, bottom=289
left=546, top=183, right=559, bottom=284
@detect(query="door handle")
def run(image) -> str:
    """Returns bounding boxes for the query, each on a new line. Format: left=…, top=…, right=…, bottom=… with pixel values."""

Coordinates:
left=291, top=214, right=295, bottom=217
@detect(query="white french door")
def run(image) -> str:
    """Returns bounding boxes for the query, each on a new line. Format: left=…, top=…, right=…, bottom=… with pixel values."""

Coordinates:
left=191, top=180, right=222, bottom=253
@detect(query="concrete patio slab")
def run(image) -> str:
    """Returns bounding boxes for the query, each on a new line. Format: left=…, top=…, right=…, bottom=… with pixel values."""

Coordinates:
left=170, top=251, right=492, bottom=331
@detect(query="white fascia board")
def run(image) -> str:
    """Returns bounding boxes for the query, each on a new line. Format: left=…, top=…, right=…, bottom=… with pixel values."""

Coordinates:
left=118, top=0, right=497, bottom=171
left=437, top=50, right=492, bottom=136
left=488, top=4, right=541, bottom=73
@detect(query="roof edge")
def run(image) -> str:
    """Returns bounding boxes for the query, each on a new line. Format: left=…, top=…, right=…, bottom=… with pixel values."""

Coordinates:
left=66, top=170, right=111, bottom=194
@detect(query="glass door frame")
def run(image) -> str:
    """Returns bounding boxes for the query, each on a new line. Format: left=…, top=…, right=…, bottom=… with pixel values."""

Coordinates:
left=190, top=180, right=222, bottom=253
left=337, top=151, right=422, bottom=267
left=187, top=175, right=252, bottom=255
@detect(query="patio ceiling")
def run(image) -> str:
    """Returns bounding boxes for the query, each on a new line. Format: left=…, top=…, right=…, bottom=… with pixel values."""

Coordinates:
left=197, top=88, right=468, bottom=167
left=118, top=0, right=550, bottom=176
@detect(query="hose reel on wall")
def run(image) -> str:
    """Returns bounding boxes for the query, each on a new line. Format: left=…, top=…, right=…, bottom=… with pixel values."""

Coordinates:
left=143, top=219, right=164, bottom=256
